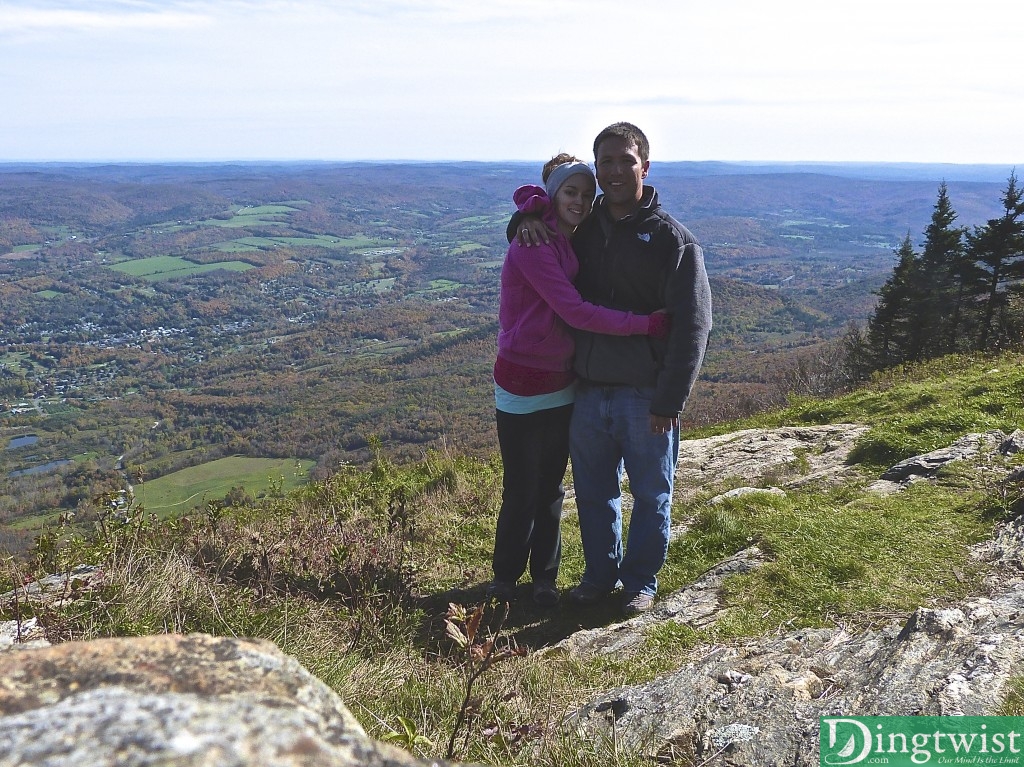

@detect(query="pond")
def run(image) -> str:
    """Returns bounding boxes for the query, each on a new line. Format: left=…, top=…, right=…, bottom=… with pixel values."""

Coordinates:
left=5, top=434, right=39, bottom=450
left=8, top=459, right=73, bottom=477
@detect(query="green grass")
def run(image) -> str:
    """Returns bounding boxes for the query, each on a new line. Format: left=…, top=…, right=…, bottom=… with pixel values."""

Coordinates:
left=109, top=256, right=254, bottom=281
left=700, top=353, right=1024, bottom=471
left=416, top=279, right=463, bottom=295
left=238, top=205, right=301, bottom=215
left=674, top=482, right=990, bottom=637
left=210, top=234, right=395, bottom=253
left=134, top=456, right=314, bottom=514
left=210, top=241, right=263, bottom=253
left=195, top=205, right=299, bottom=228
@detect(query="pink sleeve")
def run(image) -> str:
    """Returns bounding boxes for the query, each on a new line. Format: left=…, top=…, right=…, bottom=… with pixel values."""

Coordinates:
left=507, top=242, right=650, bottom=335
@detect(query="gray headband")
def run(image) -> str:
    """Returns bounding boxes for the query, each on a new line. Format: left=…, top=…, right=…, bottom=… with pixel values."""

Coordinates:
left=544, top=161, right=595, bottom=199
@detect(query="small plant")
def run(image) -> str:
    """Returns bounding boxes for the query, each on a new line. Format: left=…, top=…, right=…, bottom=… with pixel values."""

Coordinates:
left=381, top=715, right=434, bottom=753
left=443, top=601, right=527, bottom=760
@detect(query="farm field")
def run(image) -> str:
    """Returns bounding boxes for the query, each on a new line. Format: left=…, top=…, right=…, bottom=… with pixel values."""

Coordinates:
left=134, top=457, right=315, bottom=515
left=109, top=256, right=253, bottom=280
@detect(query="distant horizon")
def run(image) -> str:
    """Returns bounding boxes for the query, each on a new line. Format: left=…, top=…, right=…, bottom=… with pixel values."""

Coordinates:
left=3, top=1, right=1022, bottom=168
left=1, top=157, right=1017, bottom=167
left=2, top=157, right=1017, bottom=185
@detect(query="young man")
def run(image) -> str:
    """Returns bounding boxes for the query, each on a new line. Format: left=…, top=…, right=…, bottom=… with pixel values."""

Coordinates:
left=512, top=122, right=713, bottom=615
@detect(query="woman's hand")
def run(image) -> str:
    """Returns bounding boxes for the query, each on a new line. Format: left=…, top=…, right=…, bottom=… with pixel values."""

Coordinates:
left=516, top=216, right=555, bottom=247
left=647, top=310, right=671, bottom=339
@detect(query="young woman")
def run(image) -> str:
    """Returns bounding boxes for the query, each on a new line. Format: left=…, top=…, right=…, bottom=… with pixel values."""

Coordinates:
left=490, top=154, right=668, bottom=606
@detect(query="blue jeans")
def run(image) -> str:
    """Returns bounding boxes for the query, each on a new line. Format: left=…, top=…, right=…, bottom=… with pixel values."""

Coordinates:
left=569, top=383, right=680, bottom=597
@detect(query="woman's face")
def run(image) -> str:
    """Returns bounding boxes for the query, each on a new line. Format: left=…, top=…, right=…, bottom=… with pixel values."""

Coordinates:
left=553, top=175, right=596, bottom=234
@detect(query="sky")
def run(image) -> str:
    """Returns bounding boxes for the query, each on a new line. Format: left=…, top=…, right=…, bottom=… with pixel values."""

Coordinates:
left=1, top=0, right=1022, bottom=165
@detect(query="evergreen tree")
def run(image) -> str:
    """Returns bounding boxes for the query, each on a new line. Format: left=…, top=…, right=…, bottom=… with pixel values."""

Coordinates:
left=864, top=233, right=922, bottom=368
left=965, top=171, right=1024, bottom=351
left=917, top=182, right=970, bottom=355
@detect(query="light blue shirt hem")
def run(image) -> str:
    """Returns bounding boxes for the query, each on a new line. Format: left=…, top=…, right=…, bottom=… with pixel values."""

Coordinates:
left=494, top=381, right=576, bottom=414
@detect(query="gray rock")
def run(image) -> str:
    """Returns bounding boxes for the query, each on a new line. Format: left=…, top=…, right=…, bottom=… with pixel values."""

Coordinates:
left=1000, top=429, right=1024, bottom=455
left=709, top=487, right=786, bottom=504
left=0, top=564, right=100, bottom=612
left=560, top=426, right=1024, bottom=765
left=0, top=633, right=457, bottom=767
left=881, top=431, right=1006, bottom=481
left=675, top=424, right=870, bottom=502
left=0, top=617, right=49, bottom=652
left=571, top=579, right=1024, bottom=765
left=550, top=547, right=766, bottom=660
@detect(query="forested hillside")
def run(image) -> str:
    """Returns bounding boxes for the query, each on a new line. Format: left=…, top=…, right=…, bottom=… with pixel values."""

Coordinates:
left=0, top=161, right=1012, bottom=541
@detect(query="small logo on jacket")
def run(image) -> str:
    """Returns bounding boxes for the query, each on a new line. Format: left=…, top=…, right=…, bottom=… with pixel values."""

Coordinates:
left=637, top=232, right=651, bottom=242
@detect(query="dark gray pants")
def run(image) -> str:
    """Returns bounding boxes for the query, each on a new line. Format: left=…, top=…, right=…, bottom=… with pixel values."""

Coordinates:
left=492, top=404, right=572, bottom=584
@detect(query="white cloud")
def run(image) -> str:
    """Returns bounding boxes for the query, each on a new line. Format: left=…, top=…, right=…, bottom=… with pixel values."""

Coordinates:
left=0, top=0, right=1021, bottom=163
left=0, top=1, right=210, bottom=33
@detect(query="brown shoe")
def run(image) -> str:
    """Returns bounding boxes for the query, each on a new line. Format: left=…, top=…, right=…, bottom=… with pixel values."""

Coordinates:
left=621, top=592, right=654, bottom=616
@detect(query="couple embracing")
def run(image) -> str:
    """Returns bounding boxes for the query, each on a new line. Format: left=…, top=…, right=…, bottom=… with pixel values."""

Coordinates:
left=489, top=122, right=713, bottom=616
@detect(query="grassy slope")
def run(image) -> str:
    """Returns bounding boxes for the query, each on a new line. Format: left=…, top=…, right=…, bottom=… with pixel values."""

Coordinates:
left=3, top=352, right=1023, bottom=765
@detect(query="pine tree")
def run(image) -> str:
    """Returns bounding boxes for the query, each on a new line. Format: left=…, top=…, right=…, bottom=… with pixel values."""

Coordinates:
left=917, top=182, right=970, bottom=355
left=864, top=234, right=922, bottom=368
left=965, top=171, right=1024, bottom=351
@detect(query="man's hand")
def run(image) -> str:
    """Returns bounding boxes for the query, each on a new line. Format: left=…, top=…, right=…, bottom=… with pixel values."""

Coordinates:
left=516, top=216, right=555, bottom=247
left=650, top=414, right=677, bottom=435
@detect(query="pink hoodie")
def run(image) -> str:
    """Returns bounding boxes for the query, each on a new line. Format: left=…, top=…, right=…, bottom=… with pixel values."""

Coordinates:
left=495, top=185, right=649, bottom=392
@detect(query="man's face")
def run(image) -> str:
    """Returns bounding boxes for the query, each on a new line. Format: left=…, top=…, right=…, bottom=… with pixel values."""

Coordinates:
left=595, top=136, right=649, bottom=213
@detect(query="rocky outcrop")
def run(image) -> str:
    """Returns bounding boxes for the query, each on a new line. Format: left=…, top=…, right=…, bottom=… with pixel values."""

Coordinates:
left=568, top=572, right=1024, bottom=766
left=0, top=633, right=455, bottom=767
left=560, top=427, right=1024, bottom=766
left=551, top=547, right=766, bottom=659
left=674, top=423, right=870, bottom=501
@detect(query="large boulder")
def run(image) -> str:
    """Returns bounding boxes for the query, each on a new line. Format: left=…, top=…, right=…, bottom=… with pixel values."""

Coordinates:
left=674, top=424, right=870, bottom=501
left=0, top=633, right=454, bottom=767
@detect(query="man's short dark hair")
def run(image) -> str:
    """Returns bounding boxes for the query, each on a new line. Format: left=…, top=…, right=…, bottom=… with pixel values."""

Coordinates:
left=593, top=122, right=649, bottom=164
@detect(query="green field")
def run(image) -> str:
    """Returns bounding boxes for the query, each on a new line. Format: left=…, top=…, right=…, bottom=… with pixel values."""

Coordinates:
left=210, top=241, right=263, bottom=253
left=193, top=204, right=305, bottom=230
left=109, top=256, right=254, bottom=281
left=418, top=279, right=463, bottom=295
left=135, top=456, right=314, bottom=515
left=239, top=205, right=302, bottom=215
left=210, top=234, right=392, bottom=253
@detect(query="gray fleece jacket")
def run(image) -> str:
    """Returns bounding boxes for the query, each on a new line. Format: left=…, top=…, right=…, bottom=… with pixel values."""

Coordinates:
left=568, top=185, right=712, bottom=417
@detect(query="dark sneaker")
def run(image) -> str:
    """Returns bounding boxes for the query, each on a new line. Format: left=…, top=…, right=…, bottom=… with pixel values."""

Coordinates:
left=568, top=581, right=612, bottom=606
left=485, top=580, right=517, bottom=602
left=621, top=592, right=654, bottom=616
left=532, top=580, right=560, bottom=607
